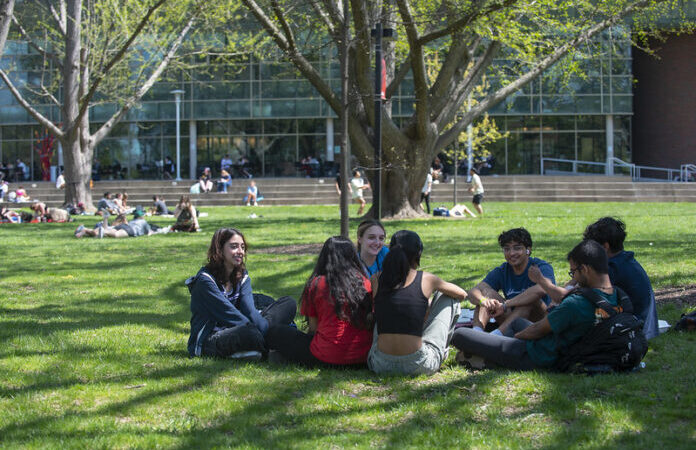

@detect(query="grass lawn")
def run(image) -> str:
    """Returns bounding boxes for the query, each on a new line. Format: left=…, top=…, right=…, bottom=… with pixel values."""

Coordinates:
left=1, top=202, right=695, bottom=449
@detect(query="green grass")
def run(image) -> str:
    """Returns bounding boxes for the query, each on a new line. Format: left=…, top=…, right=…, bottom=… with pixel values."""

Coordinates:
left=1, top=202, right=695, bottom=449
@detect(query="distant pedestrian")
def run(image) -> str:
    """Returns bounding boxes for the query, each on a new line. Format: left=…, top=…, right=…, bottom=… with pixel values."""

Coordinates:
left=421, top=168, right=433, bottom=214
left=350, top=170, right=370, bottom=216
left=468, top=167, right=484, bottom=216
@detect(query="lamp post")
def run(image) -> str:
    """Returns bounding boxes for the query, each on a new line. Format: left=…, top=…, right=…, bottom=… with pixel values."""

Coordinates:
left=170, top=89, right=185, bottom=180
left=371, top=23, right=393, bottom=219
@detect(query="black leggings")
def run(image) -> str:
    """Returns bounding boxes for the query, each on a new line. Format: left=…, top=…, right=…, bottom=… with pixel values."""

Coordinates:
left=202, top=296, right=297, bottom=357
left=421, top=192, right=431, bottom=214
left=451, top=318, right=539, bottom=370
left=265, top=325, right=322, bottom=366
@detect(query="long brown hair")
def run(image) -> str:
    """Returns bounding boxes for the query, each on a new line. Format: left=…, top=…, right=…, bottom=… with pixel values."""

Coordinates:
left=356, top=219, right=385, bottom=253
left=205, top=228, right=248, bottom=285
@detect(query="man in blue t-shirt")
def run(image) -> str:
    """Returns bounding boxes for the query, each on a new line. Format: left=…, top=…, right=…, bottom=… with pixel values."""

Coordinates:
left=452, top=240, right=619, bottom=370
left=468, top=228, right=556, bottom=335
left=583, top=217, right=659, bottom=339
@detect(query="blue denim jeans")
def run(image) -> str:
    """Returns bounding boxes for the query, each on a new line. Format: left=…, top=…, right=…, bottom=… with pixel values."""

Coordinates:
left=367, top=292, right=461, bottom=375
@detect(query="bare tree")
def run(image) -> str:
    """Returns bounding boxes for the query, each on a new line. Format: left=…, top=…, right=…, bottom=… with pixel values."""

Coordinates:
left=0, top=0, right=14, bottom=55
left=0, top=0, right=202, bottom=207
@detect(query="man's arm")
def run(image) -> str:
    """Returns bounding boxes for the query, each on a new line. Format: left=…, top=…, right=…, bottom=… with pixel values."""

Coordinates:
left=514, top=317, right=552, bottom=340
left=469, top=281, right=505, bottom=312
left=528, top=264, right=570, bottom=304
left=504, top=284, right=546, bottom=309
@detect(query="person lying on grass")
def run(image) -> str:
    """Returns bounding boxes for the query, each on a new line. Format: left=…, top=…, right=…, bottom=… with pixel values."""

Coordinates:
left=74, top=209, right=153, bottom=238
left=266, top=236, right=374, bottom=367
left=467, top=228, right=556, bottom=336
left=527, top=217, right=659, bottom=340
left=187, top=228, right=296, bottom=360
left=367, top=230, right=467, bottom=376
left=452, top=239, right=620, bottom=370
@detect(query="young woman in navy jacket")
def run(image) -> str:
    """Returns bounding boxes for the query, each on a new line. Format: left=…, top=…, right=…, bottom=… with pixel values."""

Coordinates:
left=187, top=228, right=296, bottom=358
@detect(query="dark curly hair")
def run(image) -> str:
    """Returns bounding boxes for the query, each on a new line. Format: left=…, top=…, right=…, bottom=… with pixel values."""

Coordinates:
left=205, top=228, right=247, bottom=285
left=583, top=217, right=626, bottom=253
left=498, top=228, right=532, bottom=249
left=301, top=236, right=373, bottom=330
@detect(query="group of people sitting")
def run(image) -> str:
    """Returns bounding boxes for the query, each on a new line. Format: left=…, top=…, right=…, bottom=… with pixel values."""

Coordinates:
left=96, top=191, right=132, bottom=216
left=75, top=194, right=202, bottom=238
left=187, top=216, right=657, bottom=374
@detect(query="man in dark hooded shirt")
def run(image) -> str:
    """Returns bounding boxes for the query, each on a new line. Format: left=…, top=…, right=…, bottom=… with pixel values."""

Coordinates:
left=583, top=217, right=659, bottom=339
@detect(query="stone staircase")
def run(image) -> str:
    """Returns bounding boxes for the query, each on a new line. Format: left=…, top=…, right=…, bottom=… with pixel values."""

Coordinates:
left=5, top=175, right=696, bottom=209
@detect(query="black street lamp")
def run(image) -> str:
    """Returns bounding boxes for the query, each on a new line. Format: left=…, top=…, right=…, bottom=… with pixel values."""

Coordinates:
left=371, top=23, right=393, bottom=219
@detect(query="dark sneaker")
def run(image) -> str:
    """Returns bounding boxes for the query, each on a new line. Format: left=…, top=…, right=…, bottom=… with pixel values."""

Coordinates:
left=455, top=351, right=486, bottom=370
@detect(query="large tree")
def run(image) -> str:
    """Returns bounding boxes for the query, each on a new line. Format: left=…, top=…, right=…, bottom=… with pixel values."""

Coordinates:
left=0, top=0, right=204, bottom=207
left=238, top=0, right=687, bottom=218
left=0, top=0, right=14, bottom=56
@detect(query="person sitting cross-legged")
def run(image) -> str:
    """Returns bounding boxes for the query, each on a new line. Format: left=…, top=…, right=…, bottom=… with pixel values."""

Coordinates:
left=452, top=239, right=620, bottom=371
left=265, top=236, right=374, bottom=367
left=468, top=228, right=556, bottom=337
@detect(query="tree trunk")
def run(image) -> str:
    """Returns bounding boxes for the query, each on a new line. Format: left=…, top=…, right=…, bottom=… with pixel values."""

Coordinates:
left=61, top=134, right=94, bottom=208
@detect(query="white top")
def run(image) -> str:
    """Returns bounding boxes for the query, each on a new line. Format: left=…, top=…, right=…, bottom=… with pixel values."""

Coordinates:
left=471, top=173, right=484, bottom=195
left=56, top=174, right=65, bottom=189
left=350, top=177, right=365, bottom=199
left=422, top=173, right=432, bottom=194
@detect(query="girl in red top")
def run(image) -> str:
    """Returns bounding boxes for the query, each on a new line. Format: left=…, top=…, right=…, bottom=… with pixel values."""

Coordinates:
left=266, top=236, right=374, bottom=366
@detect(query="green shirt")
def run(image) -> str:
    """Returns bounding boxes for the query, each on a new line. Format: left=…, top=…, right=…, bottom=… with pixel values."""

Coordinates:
left=526, top=289, right=618, bottom=367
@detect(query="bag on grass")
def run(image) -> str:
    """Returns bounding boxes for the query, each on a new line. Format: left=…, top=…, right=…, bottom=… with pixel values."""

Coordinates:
left=554, top=287, right=648, bottom=374
left=675, top=310, right=696, bottom=331
left=433, top=206, right=449, bottom=217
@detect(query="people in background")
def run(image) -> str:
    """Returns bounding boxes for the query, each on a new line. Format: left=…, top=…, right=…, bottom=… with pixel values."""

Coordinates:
left=163, top=156, right=175, bottom=179
left=172, top=195, right=200, bottom=232
left=350, top=170, right=370, bottom=216
left=199, top=168, right=213, bottom=193
left=468, top=167, right=484, bottom=216
left=421, top=168, right=433, bottom=214
left=244, top=180, right=259, bottom=206
left=56, top=171, right=66, bottom=190
left=220, top=154, right=233, bottom=173
left=217, top=169, right=232, bottom=193
left=150, top=195, right=171, bottom=215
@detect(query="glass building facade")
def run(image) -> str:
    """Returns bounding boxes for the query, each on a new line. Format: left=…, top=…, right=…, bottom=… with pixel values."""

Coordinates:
left=0, top=27, right=633, bottom=180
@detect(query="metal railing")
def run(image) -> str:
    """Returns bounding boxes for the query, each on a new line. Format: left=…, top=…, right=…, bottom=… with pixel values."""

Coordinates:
left=541, top=157, right=694, bottom=182
left=681, top=164, right=696, bottom=182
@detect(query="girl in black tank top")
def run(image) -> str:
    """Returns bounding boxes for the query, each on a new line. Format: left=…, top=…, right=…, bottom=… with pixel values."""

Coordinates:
left=375, top=271, right=428, bottom=336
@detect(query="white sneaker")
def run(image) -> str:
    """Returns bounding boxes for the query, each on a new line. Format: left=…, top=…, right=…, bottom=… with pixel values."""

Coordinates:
left=229, top=350, right=263, bottom=361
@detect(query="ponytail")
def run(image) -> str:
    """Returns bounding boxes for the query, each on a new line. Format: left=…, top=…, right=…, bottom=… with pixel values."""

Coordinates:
left=376, top=230, right=423, bottom=295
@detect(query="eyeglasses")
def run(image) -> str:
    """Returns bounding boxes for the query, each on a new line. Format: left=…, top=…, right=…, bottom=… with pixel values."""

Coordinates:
left=502, top=245, right=526, bottom=254
left=568, top=266, right=579, bottom=278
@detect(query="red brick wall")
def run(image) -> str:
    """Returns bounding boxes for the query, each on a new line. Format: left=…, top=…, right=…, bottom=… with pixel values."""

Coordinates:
left=632, top=33, right=696, bottom=169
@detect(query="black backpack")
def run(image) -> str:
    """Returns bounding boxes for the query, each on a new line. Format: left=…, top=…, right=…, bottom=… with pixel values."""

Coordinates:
left=554, top=287, right=648, bottom=374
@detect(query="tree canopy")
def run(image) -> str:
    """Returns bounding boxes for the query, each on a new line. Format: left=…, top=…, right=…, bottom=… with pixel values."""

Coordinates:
left=236, top=0, right=691, bottom=217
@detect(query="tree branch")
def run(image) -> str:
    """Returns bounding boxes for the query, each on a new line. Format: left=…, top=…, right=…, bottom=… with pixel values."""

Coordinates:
left=0, top=68, right=63, bottom=138
left=271, top=0, right=296, bottom=49
left=308, top=0, right=337, bottom=39
left=241, top=0, right=341, bottom=112
left=11, top=14, right=64, bottom=69
left=76, top=0, right=167, bottom=123
left=47, top=0, right=67, bottom=36
left=435, top=0, right=651, bottom=150
left=91, top=13, right=195, bottom=147
left=395, top=0, right=429, bottom=139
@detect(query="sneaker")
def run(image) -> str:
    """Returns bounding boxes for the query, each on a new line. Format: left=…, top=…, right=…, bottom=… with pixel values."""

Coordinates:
left=455, top=351, right=486, bottom=370
left=74, top=224, right=85, bottom=237
left=229, top=350, right=263, bottom=362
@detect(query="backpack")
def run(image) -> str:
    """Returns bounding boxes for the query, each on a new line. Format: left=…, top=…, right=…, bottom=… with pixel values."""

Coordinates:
left=554, top=287, right=648, bottom=374
left=675, top=310, right=696, bottom=331
left=433, top=206, right=449, bottom=216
